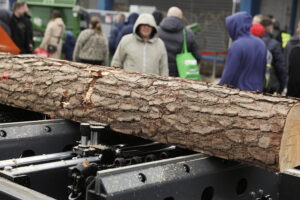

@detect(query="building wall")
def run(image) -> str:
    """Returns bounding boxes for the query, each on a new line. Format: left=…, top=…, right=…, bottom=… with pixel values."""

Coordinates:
left=114, top=0, right=233, bottom=52
left=80, top=0, right=98, bottom=9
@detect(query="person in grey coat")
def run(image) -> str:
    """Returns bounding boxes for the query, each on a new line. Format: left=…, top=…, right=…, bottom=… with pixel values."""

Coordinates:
left=73, top=16, right=108, bottom=65
left=40, top=9, right=65, bottom=58
left=157, top=6, right=201, bottom=77
left=111, top=13, right=168, bottom=76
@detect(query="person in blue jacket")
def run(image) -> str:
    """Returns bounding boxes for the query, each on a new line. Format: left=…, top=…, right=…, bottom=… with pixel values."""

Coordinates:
left=219, top=12, right=267, bottom=92
left=109, top=13, right=125, bottom=55
left=62, top=31, right=76, bottom=61
left=114, top=12, right=139, bottom=50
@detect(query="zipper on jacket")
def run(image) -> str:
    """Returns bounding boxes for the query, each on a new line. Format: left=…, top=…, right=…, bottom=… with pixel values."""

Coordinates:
left=143, top=43, right=147, bottom=73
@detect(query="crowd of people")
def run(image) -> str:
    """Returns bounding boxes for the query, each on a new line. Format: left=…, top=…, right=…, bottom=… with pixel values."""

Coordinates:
left=220, top=11, right=299, bottom=98
left=0, top=2, right=65, bottom=58
left=109, top=7, right=201, bottom=77
left=0, top=3, right=299, bottom=98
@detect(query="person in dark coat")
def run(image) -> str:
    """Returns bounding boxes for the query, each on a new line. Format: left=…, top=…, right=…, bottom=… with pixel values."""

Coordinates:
left=62, top=31, right=76, bottom=61
left=0, top=8, right=12, bottom=36
left=23, top=3, right=34, bottom=53
left=286, top=46, right=300, bottom=97
left=109, top=13, right=125, bottom=55
left=285, top=21, right=300, bottom=98
left=267, top=15, right=291, bottom=49
left=219, top=12, right=267, bottom=92
left=157, top=6, right=201, bottom=77
left=9, top=2, right=32, bottom=54
left=260, top=18, right=287, bottom=94
left=114, top=12, right=139, bottom=50
left=152, top=10, right=164, bottom=26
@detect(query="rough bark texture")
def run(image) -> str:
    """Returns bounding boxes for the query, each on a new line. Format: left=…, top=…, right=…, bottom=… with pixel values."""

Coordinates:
left=0, top=53, right=299, bottom=171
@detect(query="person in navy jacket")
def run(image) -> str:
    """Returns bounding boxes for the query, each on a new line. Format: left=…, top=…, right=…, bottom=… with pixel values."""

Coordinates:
left=109, top=13, right=125, bottom=55
left=219, top=12, right=267, bottom=92
left=114, top=13, right=139, bottom=51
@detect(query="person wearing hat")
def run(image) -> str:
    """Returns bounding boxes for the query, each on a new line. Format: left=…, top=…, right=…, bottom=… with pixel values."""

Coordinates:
left=219, top=12, right=267, bottom=92
left=111, top=13, right=168, bottom=76
left=250, top=23, right=266, bottom=38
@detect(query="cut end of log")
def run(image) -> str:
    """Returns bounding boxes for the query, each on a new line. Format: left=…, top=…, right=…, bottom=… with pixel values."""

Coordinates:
left=280, top=103, right=300, bottom=172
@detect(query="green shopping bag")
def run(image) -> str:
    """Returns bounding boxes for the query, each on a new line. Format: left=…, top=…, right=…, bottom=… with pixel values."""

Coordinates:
left=176, top=29, right=201, bottom=81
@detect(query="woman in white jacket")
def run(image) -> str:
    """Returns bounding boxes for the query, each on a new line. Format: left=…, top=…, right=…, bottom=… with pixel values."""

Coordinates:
left=111, top=13, right=168, bottom=76
left=40, top=10, right=65, bottom=59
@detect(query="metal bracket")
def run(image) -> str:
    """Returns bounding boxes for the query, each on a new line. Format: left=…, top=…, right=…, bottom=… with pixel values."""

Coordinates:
left=86, top=154, right=279, bottom=200
left=0, top=119, right=80, bottom=159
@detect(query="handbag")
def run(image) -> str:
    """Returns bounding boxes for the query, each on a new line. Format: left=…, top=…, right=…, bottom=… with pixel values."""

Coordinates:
left=47, top=44, right=57, bottom=54
left=176, top=29, right=201, bottom=80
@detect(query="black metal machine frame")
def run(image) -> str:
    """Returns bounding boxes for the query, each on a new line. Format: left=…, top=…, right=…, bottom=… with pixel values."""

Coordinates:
left=0, top=119, right=80, bottom=160
left=0, top=119, right=299, bottom=200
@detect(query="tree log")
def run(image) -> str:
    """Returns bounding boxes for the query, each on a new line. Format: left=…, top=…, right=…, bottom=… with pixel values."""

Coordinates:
left=0, top=53, right=299, bottom=172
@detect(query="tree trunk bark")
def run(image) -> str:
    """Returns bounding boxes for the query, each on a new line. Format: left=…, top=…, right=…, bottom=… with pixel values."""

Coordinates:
left=0, top=53, right=299, bottom=172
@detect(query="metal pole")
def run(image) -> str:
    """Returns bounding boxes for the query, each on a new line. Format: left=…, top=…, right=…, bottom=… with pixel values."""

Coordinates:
left=228, top=0, right=239, bottom=48
left=211, top=53, right=217, bottom=80
left=232, top=0, right=237, bottom=14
